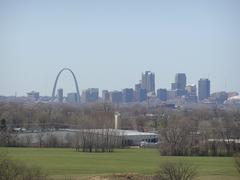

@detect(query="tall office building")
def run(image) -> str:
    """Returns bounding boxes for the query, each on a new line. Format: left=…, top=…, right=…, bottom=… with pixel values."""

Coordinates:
left=89, top=88, right=99, bottom=102
left=81, top=89, right=90, bottom=103
left=122, top=88, right=134, bottom=103
left=141, top=71, right=155, bottom=94
left=102, top=90, right=110, bottom=102
left=186, top=85, right=197, bottom=97
left=175, top=73, right=186, bottom=90
left=186, top=85, right=197, bottom=102
left=198, top=78, right=210, bottom=101
left=57, top=88, right=63, bottom=103
left=171, top=73, right=187, bottom=96
left=110, top=91, right=123, bottom=104
left=157, top=88, right=167, bottom=101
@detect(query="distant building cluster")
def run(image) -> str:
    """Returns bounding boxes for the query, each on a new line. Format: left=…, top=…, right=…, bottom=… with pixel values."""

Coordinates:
left=23, top=71, right=240, bottom=106
left=1, top=70, right=239, bottom=107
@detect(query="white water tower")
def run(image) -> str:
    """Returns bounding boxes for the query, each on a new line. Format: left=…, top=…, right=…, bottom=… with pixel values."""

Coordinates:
left=114, top=112, right=120, bottom=130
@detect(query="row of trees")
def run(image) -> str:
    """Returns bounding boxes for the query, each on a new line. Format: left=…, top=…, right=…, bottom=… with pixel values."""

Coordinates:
left=158, top=109, right=240, bottom=156
left=74, top=129, right=124, bottom=152
left=0, top=128, right=126, bottom=152
left=0, top=102, right=114, bottom=130
left=0, top=102, right=240, bottom=156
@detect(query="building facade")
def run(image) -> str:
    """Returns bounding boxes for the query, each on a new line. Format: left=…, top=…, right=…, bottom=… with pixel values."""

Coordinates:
left=157, top=88, right=167, bottom=101
left=141, top=71, right=155, bottom=94
left=66, top=92, right=78, bottom=103
left=110, top=91, right=123, bottom=104
left=122, top=88, right=134, bottom=103
left=171, top=73, right=187, bottom=96
left=198, top=78, right=210, bottom=101
left=81, top=88, right=99, bottom=103
left=102, top=90, right=110, bottom=102
left=57, top=88, right=63, bottom=103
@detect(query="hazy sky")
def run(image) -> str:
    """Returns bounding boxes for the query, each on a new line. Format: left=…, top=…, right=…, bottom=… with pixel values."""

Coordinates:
left=0, top=0, right=240, bottom=96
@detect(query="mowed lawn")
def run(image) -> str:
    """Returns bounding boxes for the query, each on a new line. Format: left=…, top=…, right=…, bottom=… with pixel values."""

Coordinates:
left=0, top=147, right=239, bottom=179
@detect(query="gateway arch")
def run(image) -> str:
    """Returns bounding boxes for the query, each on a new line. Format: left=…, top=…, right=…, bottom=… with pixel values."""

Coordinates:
left=52, top=68, right=80, bottom=103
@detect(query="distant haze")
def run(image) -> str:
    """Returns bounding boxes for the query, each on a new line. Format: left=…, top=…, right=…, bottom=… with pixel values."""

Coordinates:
left=0, top=0, right=240, bottom=96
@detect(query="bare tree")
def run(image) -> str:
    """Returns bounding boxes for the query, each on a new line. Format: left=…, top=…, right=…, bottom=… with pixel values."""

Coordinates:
left=36, top=132, right=44, bottom=148
left=159, top=117, right=196, bottom=156
left=154, top=160, right=198, bottom=180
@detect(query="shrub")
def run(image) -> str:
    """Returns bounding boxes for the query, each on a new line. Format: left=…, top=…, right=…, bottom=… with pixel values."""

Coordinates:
left=0, top=152, right=47, bottom=180
left=234, top=153, right=240, bottom=174
left=154, top=160, right=197, bottom=180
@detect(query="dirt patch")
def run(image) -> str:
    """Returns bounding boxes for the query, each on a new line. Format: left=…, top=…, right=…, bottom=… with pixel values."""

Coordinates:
left=89, top=173, right=153, bottom=180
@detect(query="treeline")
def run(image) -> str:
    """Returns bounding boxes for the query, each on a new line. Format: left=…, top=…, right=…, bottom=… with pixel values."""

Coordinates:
left=0, top=102, right=240, bottom=156
left=0, top=129, right=126, bottom=152
left=74, top=129, right=125, bottom=152
left=158, top=108, right=240, bottom=156
left=0, top=102, right=114, bottom=130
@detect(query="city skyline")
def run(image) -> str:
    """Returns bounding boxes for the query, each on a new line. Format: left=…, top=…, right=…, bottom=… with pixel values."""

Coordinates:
left=0, top=68, right=238, bottom=97
left=1, top=0, right=240, bottom=96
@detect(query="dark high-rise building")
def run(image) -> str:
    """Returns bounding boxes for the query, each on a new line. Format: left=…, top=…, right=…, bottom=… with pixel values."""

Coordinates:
left=141, top=71, right=155, bottom=94
left=81, top=89, right=90, bottom=103
left=157, top=88, right=167, bottom=101
left=110, top=91, right=123, bottom=104
left=175, top=73, right=187, bottom=90
left=122, top=88, right=134, bottom=103
left=171, top=73, right=187, bottom=96
left=198, top=78, right=210, bottom=101
left=102, top=90, right=110, bottom=102
left=57, top=88, right=63, bottom=103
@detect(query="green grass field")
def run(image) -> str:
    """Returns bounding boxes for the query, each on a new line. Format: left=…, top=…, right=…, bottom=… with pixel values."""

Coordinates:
left=0, top=147, right=239, bottom=179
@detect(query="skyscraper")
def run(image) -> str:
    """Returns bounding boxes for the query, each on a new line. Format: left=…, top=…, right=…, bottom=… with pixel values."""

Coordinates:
left=171, top=73, right=187, bottom=96
left=122, top=88, right=134, bottom=103
left=186, top=85, right=197, bottom=97
left=88, top=88, right=99, bottom=102
left=57, top=88, right=63, bottom=103
left=141, top=71, right=155, bottom=94
left=102, top=90, right=110, bottom=102
left=175, top=73, right=186, bottom=90
left=110, top=91, right=123, bottom=104
left=198, top=78, right=210, bottom=101
left=186, top=84, right=197, bottom=102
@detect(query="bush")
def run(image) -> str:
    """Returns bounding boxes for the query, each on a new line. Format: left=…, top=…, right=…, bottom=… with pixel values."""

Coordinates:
left=154, top=160, right=197, bottom=180
left=0, top=152, right=47, bottom=180
left=234, top=153, right=240, bottom=174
